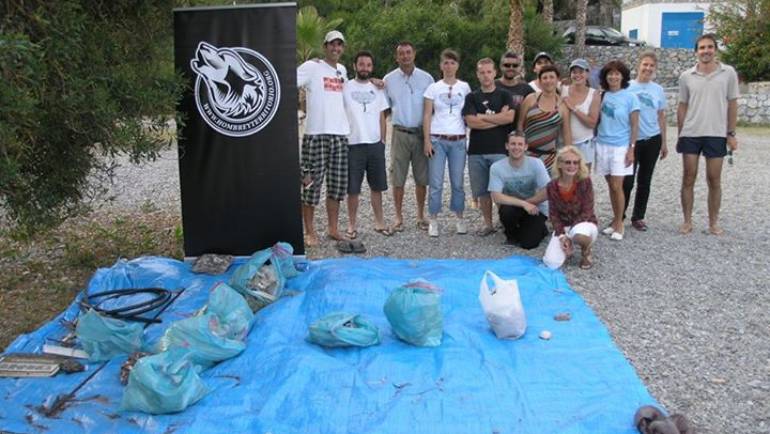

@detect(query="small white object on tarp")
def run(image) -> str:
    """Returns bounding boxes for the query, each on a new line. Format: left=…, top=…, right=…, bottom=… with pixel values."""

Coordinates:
left=478, top=271, right=527, bottom=339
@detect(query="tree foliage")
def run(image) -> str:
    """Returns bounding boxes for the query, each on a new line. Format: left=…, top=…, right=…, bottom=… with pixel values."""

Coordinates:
left=0, top=1, right=184, bottom=230
left=710, top=0, right=770, bottom=82
left=296, top=6, right=343, bottom=63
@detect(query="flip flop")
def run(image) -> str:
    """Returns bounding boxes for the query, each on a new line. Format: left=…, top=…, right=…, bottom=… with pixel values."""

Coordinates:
left=416, top=220, right=429, bottom=231
left=336, top=241, right=353, bottom=254
left=345, top=229, right=358, bottom=239
left=374, top=227, right=394, bottom=237
left=392, top=222, right=404, bottom=232
left=579, top=253, right=593, bottom=270
left=350, top=240, right=367, bottom=254
left=475, top=227, right=497, bottom=237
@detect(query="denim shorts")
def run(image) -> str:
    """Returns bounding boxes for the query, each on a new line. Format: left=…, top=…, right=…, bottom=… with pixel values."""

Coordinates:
left=468, top=154, right=507, bottom=198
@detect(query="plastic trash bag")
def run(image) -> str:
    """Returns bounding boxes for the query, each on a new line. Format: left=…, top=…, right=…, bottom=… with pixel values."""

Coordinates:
left=271, top=242, right=301, bottom=279
left=121, top=348, right=209, bottom=414
left=383, top=279, right=443, bottom=347
left=307, top=312, right=380, bottom=348
left=229, top=243, right=293, bottom=309
left=159, top=284, right=252, bottom=368
left=76, top=309, right=144, bottom=361
left=543, top=234, right=567, bottom=270
left=478, top=271, right=527, bottom=339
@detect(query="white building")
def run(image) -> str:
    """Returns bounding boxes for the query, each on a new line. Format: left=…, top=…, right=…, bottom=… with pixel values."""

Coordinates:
left=621, top=0, right=718, bottom=48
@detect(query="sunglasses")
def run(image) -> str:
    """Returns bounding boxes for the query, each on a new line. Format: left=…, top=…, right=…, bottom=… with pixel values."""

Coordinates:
left=502, top=63, right=521, bottom=68
left=561, top=160, right=580, bottom=165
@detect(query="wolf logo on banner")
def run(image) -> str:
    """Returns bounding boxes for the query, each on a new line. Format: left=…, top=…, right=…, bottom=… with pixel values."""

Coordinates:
left=191, top=41, right=281, bottom=137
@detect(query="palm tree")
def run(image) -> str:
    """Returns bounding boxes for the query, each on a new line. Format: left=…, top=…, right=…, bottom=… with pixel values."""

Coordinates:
left=542, top=0, right=553, bottom=24
left=507, top=0, right=525, bottom=54
left=296, top=6, right=343, bottom=64
left=575, top=0, right=587, bottom=58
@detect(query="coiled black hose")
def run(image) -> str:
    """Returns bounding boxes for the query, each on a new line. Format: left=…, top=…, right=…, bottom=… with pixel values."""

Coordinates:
left=80, top=288, right=173, bottom=324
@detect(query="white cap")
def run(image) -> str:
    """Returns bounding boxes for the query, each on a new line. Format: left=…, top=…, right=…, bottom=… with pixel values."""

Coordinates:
left=324, top=30, right=345, bottom=44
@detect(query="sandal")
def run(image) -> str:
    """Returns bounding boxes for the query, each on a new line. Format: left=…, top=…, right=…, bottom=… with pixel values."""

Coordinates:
left=475, top=226, right=497, bottom=237
left=336, top=241, right=353, bottom=254
left=392, top=222, right=404, bottom=232
left=374, top=227, right=394, bottom=237
left=345, top=229, right=358, bottom=239
left=349, top=240, right=367, bottom=254
left=579, top=254, right=593, bottom=270
left=416, top=220, right=430, bottom=231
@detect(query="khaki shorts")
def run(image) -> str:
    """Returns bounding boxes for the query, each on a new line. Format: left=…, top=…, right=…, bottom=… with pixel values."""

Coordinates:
left=390, top=128, right=429, bottom=187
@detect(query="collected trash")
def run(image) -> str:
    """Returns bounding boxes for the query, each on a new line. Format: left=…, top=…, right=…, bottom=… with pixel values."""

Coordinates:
left=159, top=283, right=253, bottom=369
left=634, top=404, right=694, bottom=434
left=121, top=348, right=209, bottom=414
left=336, top=240, right=366, bottom=254
left=229, top=243, right=299, bottom=312
left=0, top=354, right=61, bottom=377
left=79, top=287, right=174, bottom=324
left=478, top=271, right=527, bottom=340
left=554, top=312, right=572, bottom=321
left=76, top=309, right=144, bottom=361
left=383, top=279, right=443, bottom=347
left=192, top=254, right=234, bottom=275
left=307, top=312, right=380, bottom=348
left=539, top=330, right=552, bottom=340
left=120, top=352, right=151, bottom=385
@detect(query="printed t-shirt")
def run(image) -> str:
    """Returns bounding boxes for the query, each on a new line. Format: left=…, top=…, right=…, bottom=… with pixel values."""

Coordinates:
left=423, top=80, right=471, bottom=136
left=596, top=88, right=640, bottom=147
left=628, top=80, right=666, bottom=140
left=297, top=60, right=350, bottom=135
left=343, top=80, right=389, bottom=145
left=488, top=156, right=550, bottom=215
left=462, top=88, right=513, bottom=155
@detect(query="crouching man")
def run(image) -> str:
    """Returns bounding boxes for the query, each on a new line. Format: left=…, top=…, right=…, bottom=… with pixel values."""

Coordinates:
left=488, top=132, right=550, bottom=249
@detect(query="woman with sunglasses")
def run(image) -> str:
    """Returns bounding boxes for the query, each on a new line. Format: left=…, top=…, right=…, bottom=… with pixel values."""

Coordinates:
left=543, top=146, right=598, bottom=270
left=517, top=65, right=572, bottom=171
left=562, top=59, right=601, bottom=170
left=422, top=49, right=471, bottom=237
left=623, top=52, right=668, bottom=232
left=596, top=60, right=639, bottom=241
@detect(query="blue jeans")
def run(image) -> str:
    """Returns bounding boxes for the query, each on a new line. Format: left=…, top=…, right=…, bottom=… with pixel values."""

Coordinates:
left=428, top=137, right=466, bottom=215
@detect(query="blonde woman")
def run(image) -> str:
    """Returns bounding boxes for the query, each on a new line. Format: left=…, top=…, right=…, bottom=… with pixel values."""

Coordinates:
left=543, top=146, right=598, bottom=270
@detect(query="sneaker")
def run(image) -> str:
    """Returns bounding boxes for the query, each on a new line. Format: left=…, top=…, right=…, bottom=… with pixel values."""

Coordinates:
left=631, top=220, right=648, bottom=231
left=456, top=218, right=468, bottom=234
left=601, top=226, right=615, bottom=236
left=610, top=231, right=624, bottom=241
left=428, top=219, right=439, bottom=237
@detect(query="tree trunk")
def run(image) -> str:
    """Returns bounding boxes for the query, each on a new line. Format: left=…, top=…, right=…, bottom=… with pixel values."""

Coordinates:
left=542, top=0, right=553, bottom=24
left=575, top=0, right=587, bottom=58
left=508, top=0, right=525, bottom=54
left=598, top=0, right=615, bottom=27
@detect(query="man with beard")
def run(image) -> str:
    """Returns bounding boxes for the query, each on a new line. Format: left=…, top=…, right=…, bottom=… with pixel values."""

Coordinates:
left=676, top=33, right=739, bottom=236
left=384, top=41, right=434, bottom=232
left=297, top=30, right=350, bottom=247
left=342, top=51, right=392, bottom=239
left=495, top=50, right=533, bottom=129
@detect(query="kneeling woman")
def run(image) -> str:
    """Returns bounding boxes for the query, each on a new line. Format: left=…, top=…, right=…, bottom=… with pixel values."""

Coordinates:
left=544, top=146, right=598, bottom=269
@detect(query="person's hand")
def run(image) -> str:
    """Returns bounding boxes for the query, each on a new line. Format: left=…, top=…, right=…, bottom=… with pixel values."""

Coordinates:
left=562, top=97, right=575, bottom=112
left=424, top=141, right=433, bottom=158
left=559, top=235, right=574, bottom=256
left=625, top=146, right=635, bottom=167
left=660, top=144, right=669, bottom=160
left=523, top=202, right=538, bottom=215
left=727, top=136, right=738, bottom=152
left=370, top=78, right=385, bottom=89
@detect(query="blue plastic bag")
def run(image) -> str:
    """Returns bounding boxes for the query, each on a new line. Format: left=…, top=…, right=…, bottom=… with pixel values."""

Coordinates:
left=383, top=280, right=443, bottom=347
left=159, top=283, right=253, bottom=368
left=121, top=348, right=209, bottom=414
left=307, top=312, right=380, bottom=348
left=229, top=245, right=287, bottom=307
left=271, top=242, right=301, bottom=279
left=76, top=309, right=144, bottom=361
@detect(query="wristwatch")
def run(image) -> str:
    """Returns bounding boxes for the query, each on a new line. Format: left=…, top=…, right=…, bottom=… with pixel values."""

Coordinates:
left=727, top=130, right=736, bottom=137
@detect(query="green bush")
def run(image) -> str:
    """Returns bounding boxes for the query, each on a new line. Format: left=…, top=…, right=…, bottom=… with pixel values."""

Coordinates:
left=0, top=1, right=184, bottom=230
left=710, top=0, right=770, bottom=82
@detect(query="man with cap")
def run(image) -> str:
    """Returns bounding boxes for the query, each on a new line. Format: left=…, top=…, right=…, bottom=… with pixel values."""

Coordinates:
left=384, top=41, right=434, bottom=232
left=495, top=50, right=534, bottom=129
left=529, top=51, right=555, bottom=93
left=296, top=30, right=350, bottom=247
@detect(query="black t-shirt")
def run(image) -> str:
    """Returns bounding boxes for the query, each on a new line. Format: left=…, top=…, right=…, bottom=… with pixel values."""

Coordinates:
left=462, top=88, right=513, bottom=155
left=495, top=80, right=535, bottom=129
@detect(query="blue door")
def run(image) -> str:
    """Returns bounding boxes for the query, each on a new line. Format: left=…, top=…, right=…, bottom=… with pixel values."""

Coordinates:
left=661, top=12, right=704, bottom=48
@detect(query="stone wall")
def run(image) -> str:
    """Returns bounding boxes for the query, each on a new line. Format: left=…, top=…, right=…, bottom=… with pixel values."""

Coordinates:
left=562, top=45, right=693, bottom=88
left=664, top=92, right=770, bottom=125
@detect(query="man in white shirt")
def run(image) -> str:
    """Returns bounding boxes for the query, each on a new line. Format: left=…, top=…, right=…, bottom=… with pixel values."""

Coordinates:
left=296, top=30, right=350, bottom=247
left=343, top=51, right=392, bottom=239
left=384, top=42, right=434, bottom=232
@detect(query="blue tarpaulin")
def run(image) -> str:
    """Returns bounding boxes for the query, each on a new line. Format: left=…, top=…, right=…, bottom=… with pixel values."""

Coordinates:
left=0, top=256, right=657, bottom=433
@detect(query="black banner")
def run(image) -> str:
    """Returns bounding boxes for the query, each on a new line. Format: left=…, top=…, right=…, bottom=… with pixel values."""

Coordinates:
left=174, top=4, right=303, bottom=256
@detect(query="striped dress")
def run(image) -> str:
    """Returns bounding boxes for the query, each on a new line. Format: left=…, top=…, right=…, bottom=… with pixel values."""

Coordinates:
left=524, top=93, right=563, bottom=170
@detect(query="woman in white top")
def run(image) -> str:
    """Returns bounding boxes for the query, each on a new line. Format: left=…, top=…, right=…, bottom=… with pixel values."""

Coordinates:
left=422, top=49, right=471, bottom=237
left=562, top=58, right=601, bottom=170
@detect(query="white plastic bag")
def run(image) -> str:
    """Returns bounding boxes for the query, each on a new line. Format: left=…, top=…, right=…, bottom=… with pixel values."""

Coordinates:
left=478, top=271, right=527, bottom=339
left=543, top=233, right=567, bottom=270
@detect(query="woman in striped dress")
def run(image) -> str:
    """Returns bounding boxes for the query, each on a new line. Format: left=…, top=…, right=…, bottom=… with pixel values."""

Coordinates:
left=517, top=65, right=572, bottom=170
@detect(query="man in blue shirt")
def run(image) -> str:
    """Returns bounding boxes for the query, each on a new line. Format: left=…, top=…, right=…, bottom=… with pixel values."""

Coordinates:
left=384, top=41, right=434, bottom=232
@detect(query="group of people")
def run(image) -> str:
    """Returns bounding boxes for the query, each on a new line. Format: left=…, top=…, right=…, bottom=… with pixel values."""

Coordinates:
left=297, top=31, right=739, bottom=270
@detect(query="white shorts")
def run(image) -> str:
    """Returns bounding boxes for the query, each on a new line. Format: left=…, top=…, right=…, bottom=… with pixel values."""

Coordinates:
left=565, top=222, right=598, bottom=243
left=595, top=143, right=633, bottom=176
left=573, top=138, right=596, bottom=164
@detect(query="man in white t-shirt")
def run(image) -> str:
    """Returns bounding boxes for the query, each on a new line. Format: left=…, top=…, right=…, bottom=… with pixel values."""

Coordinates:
left=296, top=30, right=350, bottom=247
left=343, top=50, right=392, bottom=239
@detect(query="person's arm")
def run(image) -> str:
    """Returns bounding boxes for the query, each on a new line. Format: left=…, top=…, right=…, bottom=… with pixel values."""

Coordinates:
left=526, top=187, right=547, bottom=206
left=379, top=110, right=387, bottom=143
left=484, top=105, right=515, bottom=125
left=464, top=115, right=497, bottom=129
left=517, top=94, right=534, bottom=133
left=577, top=178, right=596, bottom=224
left=547, top=188, right=566, bottom=236
left=491, top=191, right=539, bottom=214
left=626, top=110, right=639, bottom=167
left=657, top=109, right=668, bottom=160
left=727, top=98, right=738, bottom=151
left=570, top=91, right=601, bottom=128
left=676, top=102, right=688, bottom=135
left=560, top=103, right=572, bottom=146
left=423, top=97, right=434, bottom=157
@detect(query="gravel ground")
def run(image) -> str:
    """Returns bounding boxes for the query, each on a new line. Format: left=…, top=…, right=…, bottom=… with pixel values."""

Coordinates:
left=99, top=126, right=769, bottom=433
